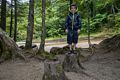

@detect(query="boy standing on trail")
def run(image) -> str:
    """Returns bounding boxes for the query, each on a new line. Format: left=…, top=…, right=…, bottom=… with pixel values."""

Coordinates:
left=65, top=3, right=82, bottom=51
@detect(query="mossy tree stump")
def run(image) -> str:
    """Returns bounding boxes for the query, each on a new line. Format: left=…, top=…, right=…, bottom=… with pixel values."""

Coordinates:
left=0, top=29, right=25, bottom=61
left=42, top=60, right=69, bottom=80
left=63, top=52, right=85, bottom=72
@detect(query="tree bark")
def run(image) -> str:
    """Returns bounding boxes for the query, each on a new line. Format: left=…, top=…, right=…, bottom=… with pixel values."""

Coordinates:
left=92, top=0, right=96, bottom=17
left=63, top=52, right=85, bottom=72
left=42, top=60, right=69, bottom=80
left=39, top=0, right=46, bottom=53
left=9, top=0, right=13, bottom=37
left=0, top=29, right=25, bottom=61
left=85, top=1, right=92, bottom=47
left=111, top=4, right=116, bottom=27
left=1, top=0, right=6, bottom=31
left=14, top=0, right=17, bottom=42
left=25, top=0, right=34, bottom=49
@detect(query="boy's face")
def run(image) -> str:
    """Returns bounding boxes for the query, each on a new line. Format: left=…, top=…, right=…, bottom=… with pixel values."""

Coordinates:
left=70, top=6, right=76, bottom=13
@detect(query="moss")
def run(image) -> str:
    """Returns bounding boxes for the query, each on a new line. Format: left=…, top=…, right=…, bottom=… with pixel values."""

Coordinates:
left=56, top=64, right=63, bottom=73
left=37, top=51, right=57, bottom=60
left=1, top=51, right=12, bottom=60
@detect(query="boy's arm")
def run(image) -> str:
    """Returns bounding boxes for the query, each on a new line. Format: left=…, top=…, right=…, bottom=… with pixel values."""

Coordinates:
left=77, top=14, right=82, bottom=30
left=65, top=15, right=69, bottom=30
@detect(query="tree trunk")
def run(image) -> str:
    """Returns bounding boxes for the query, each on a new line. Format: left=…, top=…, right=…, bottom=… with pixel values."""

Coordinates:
left=39, top=0, right=46, bottom=53
left=25, top=0, right=34, bottom=49
left=69, top=0, right=73, bottom=6
left=1, top=0, right=6, bottom=31
left=111, top=4, right=116, bottom=27
left=63, top=52, right=85, bottom=72
left=87, top=5, right=91, bottom=47
left=14, top=0, right=17, bottom=42
left=42, top=60, right=69, bottom=80
left=9, top=0, right=13, bottom=37
left=92, top=0, right=96, bottom=17
left=0, top=29, right=25, bottom=61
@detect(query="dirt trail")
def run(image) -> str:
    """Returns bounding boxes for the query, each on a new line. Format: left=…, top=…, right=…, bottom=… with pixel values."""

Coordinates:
left=0, top=50, right=120, bottom=80
left=0, top=38, right=120, bottom=80
left=17, top=39, right=102, bottom=52
left=0, top=58, right=44, bottom=80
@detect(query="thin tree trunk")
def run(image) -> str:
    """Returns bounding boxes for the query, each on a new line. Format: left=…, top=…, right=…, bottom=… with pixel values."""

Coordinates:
left=1, top=0, right=6, bottom=31
left=88, top=13, right=91, bottom=47
left=92, top=0, right=96, bottom=17
left=86, top=2, right=91, bottom=47
left=14, top=0, right=17, bottom=42
left=70, top=0, right=73, bottom=6
left=9, top=0, right=13, bottom=37
left=38, top=0, right=46, bottom=53
left=25, top=0, right=34, bottom=49
left=111, top=4, right=116, bottom=27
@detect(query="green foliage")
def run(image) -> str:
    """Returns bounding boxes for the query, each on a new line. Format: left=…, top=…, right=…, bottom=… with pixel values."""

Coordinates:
left=115, top=13, right=120, bottom=27
left=81, top=13, right=107, bottom=33
left=114, top=13, right=120, bottom=34
left=4, top=0, right=120, bottom=41
left=90, top=13, right=107, bottom=32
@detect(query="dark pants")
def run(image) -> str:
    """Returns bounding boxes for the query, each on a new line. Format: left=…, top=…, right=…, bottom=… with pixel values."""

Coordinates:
left=67, top=30, right=78, bottom=44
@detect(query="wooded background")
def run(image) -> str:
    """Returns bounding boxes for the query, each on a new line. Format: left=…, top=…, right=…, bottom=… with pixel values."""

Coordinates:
left=0, top=0, right=120, bottom=41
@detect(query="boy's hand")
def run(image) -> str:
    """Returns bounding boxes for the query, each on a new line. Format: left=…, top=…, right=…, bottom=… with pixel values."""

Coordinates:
left=65, top=29, right=68, bottom=33
left=77, top=29, right=80, bottom=34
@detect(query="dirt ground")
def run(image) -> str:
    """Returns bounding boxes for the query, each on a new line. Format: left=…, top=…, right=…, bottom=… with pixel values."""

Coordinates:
left=0, top=49, right=120, bottom=80
left=0, top=58, right=44, bottom=80
left=0, top=39, right=120, bottom=80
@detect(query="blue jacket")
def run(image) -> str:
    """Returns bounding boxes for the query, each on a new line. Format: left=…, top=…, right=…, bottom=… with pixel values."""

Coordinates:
left=65, top=12, right=82, bottom=31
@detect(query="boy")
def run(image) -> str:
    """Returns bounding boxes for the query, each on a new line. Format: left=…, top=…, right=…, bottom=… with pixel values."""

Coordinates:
left=65, top=3, right=82, bottom=51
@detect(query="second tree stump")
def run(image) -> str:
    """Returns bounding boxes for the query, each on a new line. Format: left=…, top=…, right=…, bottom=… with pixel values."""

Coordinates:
left=42, top=59, right=69, bottom=80
left=63, top=52, right=85, bottom=72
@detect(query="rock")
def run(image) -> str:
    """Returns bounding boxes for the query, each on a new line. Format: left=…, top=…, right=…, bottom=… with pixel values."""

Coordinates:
left=19, top=45, right=25, bottom=49
left=50, top=47, right=62, bottom=55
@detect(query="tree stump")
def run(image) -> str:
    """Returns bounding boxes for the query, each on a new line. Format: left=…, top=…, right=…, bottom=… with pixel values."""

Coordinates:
left=42, top=59, right=69, bottom=80
left=0, top=29, right=25, bottom=61
left=63, top=52, right=85, bottom=72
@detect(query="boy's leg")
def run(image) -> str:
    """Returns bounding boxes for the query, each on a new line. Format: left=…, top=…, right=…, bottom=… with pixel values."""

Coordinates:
left=67, top=30, right=73, bottom=51
left=69, top=44, right=72, bottom=51
left=73, top=43, right=76, bottom=50
left=73, top=31, right=78, bottom=50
